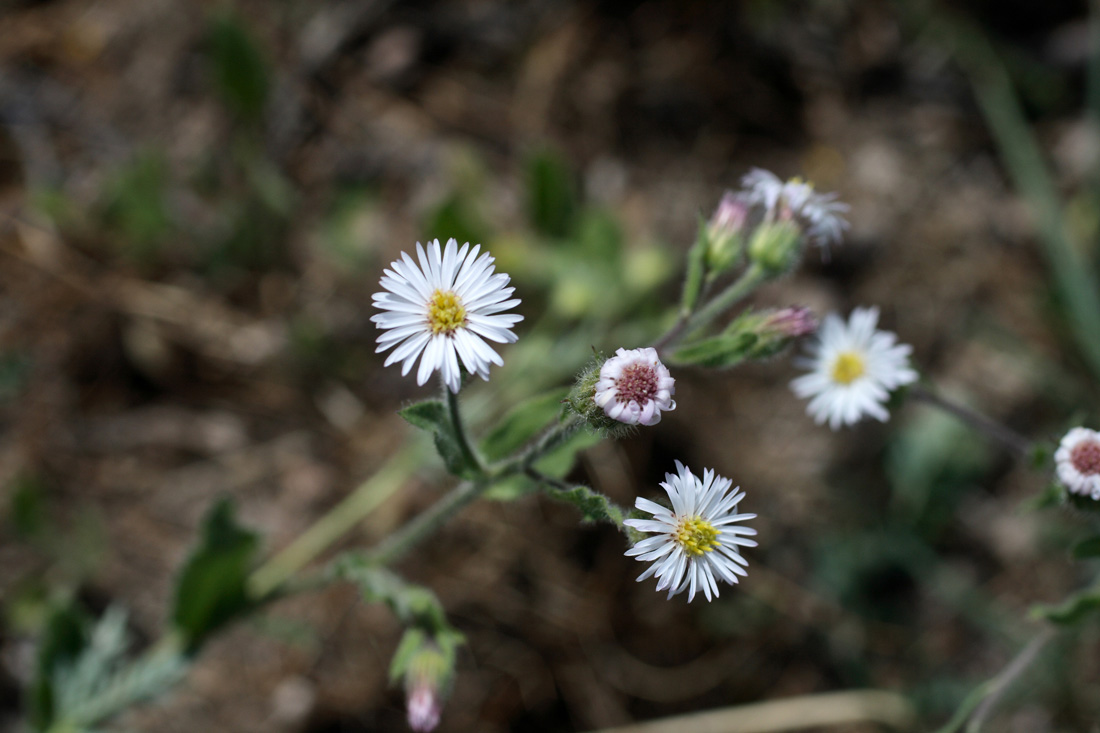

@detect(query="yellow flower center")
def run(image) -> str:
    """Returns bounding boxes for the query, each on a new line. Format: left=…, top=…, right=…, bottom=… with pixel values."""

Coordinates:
left=427, top=289, right=466, bottom=335
left=831, top=351, right=865, bottom=385
left=675, top=516, right=719, bottom=557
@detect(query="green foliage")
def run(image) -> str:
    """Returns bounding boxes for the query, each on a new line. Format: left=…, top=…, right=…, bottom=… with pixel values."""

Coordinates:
left=171, top=498, right=260, bottom=652
left=680, top=220, right=707, bottom=314
left=399, top=400, right=481, bottom=479
left=30, top=601, right=90, bottom=731
left=1071, top=535, right=1100, bottom=559
left=334, top=561, right=447, bottom=630
left=9, top=474, right=47, bottom=540
left=540, top=483, right=624, bottom=526
left=525, top=148, right=576, bottom=238
left=206, top=12, right=269, bottom=123
left=99, top=152, right=172, bottom=260
left=0, top=351, right=31, bottom=404
left=669, top=332, right=758, bottom=369
left=1031, top=586, right=1100, bottom=625
left=479, top=388, right=569, bottom=463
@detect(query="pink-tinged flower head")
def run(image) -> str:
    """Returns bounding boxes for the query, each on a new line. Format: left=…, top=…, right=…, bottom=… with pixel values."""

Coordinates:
left=1056, top=427, right=1100, bottom=500
left=762, top=306, right=818, bottom=339
left=594, top=347, right=676, bottom=426
left=406, top=683, right=441, bottom=732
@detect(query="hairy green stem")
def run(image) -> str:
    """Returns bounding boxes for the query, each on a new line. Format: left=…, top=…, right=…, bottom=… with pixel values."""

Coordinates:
left=444, top=377, right=485, bottom=474
left=680, top=264, right=768, bottom=344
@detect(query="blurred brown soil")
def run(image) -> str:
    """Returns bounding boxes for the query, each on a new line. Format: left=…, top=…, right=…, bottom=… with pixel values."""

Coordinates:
left=0, top=1, right=1097, bottom=732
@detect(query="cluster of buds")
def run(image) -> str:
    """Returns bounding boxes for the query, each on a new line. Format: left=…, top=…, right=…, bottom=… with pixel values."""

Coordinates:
left=701, top=169, right=850, bottom=278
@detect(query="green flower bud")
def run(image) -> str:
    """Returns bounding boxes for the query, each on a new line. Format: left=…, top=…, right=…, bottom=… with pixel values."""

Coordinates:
left=747, top=219, right=803, bottom=275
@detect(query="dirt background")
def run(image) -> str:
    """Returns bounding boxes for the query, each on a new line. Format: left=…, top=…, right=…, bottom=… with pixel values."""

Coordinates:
left=1, top=1, right=1099, bottom=731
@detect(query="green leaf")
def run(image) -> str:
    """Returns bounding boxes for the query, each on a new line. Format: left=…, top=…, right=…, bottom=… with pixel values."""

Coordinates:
left=333, top=559, right=453, bottom=635
left=479, top=388, right=569, bottom=463
left=29, top=601, right=90, bottom=731
left=399, top=400, right=480, bottom=479
left=1022, top=482, right=1066, bottom=512
left=543, top=484, right=624, bottom=526
left=1073, top=536, right=1100, bottom=559
left=206, top=12, right=269, bottom=123
left=1031, top=586, right=1100, bottom=625
left=680, top=220, right=707, bottom=314
left=525, top=148, right=576, bottom=238
left=668, top=332, right=758, bottom=368
left=171, top=498, right=260, bottom=652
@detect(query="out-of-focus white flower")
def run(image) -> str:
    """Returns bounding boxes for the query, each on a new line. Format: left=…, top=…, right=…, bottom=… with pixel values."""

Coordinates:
left=372, top=238, right=522, bottom=393
left=790, top=306, right=918, bottom=429
left=740, top=168, right=849, bottom=249
left=1056, top=427, right=1100, bottom=500
left=624, top=461, right=757, bottom=602
left=594, top=347, right=676, bottom=426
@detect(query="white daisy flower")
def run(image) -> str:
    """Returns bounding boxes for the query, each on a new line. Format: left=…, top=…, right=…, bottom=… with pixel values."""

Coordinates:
left=1055, top=427, right=1100, bottom=500
left=790, top=306, right=918, bottom=429
left=594, top=347, right=676, bottom=426
left=740, top=168, right=849, bottom=249
left=372, top=238, right=522, bottom=393
left=624, top=461, right=757, bottom=602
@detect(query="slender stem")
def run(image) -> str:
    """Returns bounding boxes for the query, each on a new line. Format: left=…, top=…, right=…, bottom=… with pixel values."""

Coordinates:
left=678, top=264, right=768, bottom=346
left=246, top=444, right=422, bottom=599
left=362, top=478, right=489, bottom=567
left=967, top=627, right=1056, bottom=732
left=935, top=626, right=1057, bottom=733
left=908, top=385, right=1031, bottom=458
left=444, top=376, right=484, bottom=474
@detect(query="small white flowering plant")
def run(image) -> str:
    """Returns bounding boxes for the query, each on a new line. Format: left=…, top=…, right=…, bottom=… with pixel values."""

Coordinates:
left=25, top=160, right=1100, bottom=733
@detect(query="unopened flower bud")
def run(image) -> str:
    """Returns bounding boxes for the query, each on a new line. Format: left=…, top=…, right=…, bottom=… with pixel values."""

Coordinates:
left=390, top=630, right=461, bottom=733
left=407, top=681, right=442, bottom=732
left=566, top=348, right=676, bottom=435
left=760, top=306, right=817, bottom=339
left=747, top=220, right=803, bottom=275
left=719, top=307, right=817, bottom=362
left=704, top=192, right=748, bottom=273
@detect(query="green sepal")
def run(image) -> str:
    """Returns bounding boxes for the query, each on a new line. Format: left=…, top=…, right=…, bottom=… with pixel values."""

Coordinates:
left=171, top=497, right=261, bottom=652
left=668, top=332, right=758, bottom=369
left=399, top=400, right=480, bottom=479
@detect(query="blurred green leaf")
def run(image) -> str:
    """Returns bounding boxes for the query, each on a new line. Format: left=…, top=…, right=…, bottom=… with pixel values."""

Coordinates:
left=479, top=388, right=568, bottom=463
left=206, top=12, right=269, bottom=123
left=399, top=401, right=481, bottom=479
left=30, top=601, right=90, bottom=731
left=171, top=498, right=260, bottom=652
left=425, top=195, right=489, bottom=251
left=1073, top=535, right=1100, bottom=559
left=1031, top=586, right=1100, bottom=625
left=485, top=427, right=600, bottom=501
left=680, top=221, right=707, bottom=314
left=525, top=148, right=576, bottom=238
left=9, top=474, right=47, bottom=540
left=100, top=152, right=172, bottom=259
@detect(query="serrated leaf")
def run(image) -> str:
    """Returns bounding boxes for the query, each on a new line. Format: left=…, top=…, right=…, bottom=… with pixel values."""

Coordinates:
left=30, top=602, right=90, bottom=731
left=669, top=332, right=758, bottom=368
left=479, top=388, right=569, bottom=463
left=544, top=484, right=624, bottom=526
left=171, top=498, right=260, bottom=652
left=1073, top=536, right=1100, bottom=559
left=1031, top=586, right=1100, bottom=625
left=399, top=400, right=481, bottom=479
